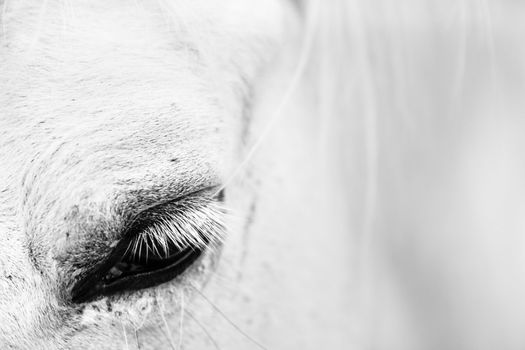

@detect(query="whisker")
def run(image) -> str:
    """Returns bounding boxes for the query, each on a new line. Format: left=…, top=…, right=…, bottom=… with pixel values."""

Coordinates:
left=156, top=294, right=177, bottom=350
left=120, top=319, right=130, bottom=350
left=134, top=330, right=142, bottom=350
left=204, top=270, right=242, bottom=293
left=132, top=305, right=150, bottom=350
left=185, top=310, right=221, bottom=350
left=213, top=0, right=320, bottom=196
left=189, top=284, right=267, bottom=350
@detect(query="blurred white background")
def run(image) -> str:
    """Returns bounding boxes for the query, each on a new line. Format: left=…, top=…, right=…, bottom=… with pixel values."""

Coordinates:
left=328, top=1, right=525, bottom=349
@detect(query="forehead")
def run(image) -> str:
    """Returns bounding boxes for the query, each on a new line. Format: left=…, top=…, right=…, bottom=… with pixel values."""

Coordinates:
left=1, top=0, right=291, bottom=62
left=0, top=0, right=292, bottom=162
left=0, top=0, right=290, bottom=94
left=2, top=0, right=289, bottom=41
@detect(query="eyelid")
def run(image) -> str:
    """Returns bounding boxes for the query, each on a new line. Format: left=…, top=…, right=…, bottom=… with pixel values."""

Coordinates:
left=68, top=186, right=225, bottom=303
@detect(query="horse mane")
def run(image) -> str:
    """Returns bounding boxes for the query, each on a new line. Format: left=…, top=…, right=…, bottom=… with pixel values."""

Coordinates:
left=304, top=0, right=525, bottom=346
left=301, top=0, right=503, bottom=232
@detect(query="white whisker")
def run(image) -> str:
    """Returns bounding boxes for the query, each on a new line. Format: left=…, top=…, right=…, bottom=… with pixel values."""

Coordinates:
left=120, top=319, right=130, bottom=350
left=186, top=310, right=221, bottom=350
left=189, top=284, right=267, bottom=350
left=156, top=294, right=177, bottom=350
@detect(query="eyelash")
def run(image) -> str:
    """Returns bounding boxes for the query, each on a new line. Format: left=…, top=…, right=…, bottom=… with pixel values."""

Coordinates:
left=126, top=199, right=227, bottom=262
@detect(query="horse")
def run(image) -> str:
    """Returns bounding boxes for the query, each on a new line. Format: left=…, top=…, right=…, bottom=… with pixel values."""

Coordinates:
left=0, top=0, right=353, bottom=348
left=3, top=0, right=525, bottom=349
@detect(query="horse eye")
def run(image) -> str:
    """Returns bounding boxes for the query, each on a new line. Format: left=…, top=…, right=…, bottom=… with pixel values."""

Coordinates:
left=70, top=189, right=225, bottom=304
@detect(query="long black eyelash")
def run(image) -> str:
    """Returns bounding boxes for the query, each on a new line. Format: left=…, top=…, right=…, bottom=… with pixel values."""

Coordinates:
left=70, top=189, right=226, bottom=303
